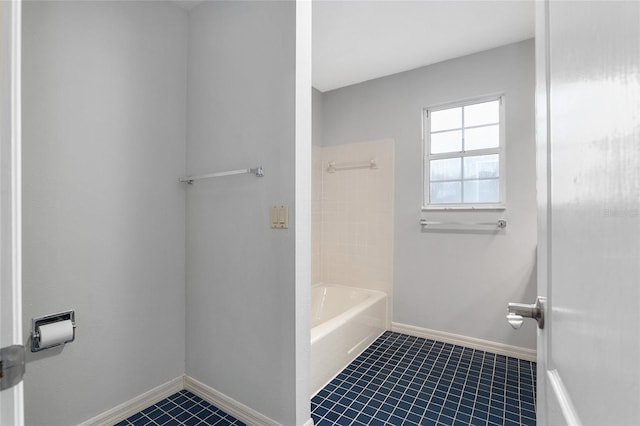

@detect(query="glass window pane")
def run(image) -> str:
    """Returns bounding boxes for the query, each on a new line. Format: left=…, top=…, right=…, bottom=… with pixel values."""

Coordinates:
left=430, top=158, right=461, bottom=181
left=431, top=181, right=462, bottom=204
left=464, top=100, right=499, bottom=127
left=463, top=179, right=499, bottom=203
left=430, top=107, right=461, bottom=132
left=430, top=130, right=462, bottom=154
left=464, top=125, right=499, bottom=151
left=463, top=154, right=499, bottom=179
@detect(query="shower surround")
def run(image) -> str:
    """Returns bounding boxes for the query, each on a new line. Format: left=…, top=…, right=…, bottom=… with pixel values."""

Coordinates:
left=312, top=139, right=394, bottom=321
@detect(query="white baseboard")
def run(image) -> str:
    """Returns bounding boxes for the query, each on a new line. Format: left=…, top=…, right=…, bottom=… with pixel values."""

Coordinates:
left=183, top=376, right=314, bottom=426
left=184, top=375, right=281, bottom=426
left=78, top=375, right=313, bottom=426
left=78, top=376, right=184, bottom=426
left=392, top=322, right=537, bottom=362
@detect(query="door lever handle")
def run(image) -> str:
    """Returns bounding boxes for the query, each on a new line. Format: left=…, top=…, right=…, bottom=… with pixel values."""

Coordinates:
left=506, top=297, right=545, bottom=329
left=506, top=312, right=525, bottom=329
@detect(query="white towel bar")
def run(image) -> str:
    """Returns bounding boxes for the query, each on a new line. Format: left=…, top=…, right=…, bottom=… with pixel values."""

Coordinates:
left=180, top=167, right=264, bottom=184
left=419, top=219, right=507, bottom=229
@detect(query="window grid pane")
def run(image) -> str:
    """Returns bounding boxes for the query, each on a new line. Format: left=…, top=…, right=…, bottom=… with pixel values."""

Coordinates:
left=430, top=181, right=462, bottom=204
left=426, top=98, right=502, bottom=206
left=430, top=158, right=462, bottom=182
left=430, top=130, right=462, bottom=154
left=463, top=100, right=500, bottom=127
left=430, top=107, right=462, bottom=132
left=463, top=179, right=500, bottom=203
left=464, top=125, right=499, bottom=151
left=463, top=154, right=499, bottom=180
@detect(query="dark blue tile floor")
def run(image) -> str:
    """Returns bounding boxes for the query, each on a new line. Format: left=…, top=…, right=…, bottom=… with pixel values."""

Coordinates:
left=118, top=332, right=535, bottom=425
left=115, top=390, right=245, bottom=426
left=311, top=331, right=536, bottom=426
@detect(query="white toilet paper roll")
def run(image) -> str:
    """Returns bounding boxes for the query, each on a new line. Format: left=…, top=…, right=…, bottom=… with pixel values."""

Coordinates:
left=38, top=320, right=74, bottom=347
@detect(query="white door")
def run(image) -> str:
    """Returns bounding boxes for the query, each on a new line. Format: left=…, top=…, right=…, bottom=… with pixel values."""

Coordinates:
left=535, top=1, right=640, bottom=424
left=0, top=0, right=24, bottom=424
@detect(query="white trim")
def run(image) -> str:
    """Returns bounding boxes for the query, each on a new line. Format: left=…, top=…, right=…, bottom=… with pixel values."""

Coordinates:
left=547, top=370, right=582, bottom=426
left=184, top=376, right=281, bottom=426
left=10, top=0, right=23, bottom=350
left=423, top=95, right=505, bottom=208
left=428, top=147, right=500, bottom=161
left=77, top=376, right=316, bottom=426
left=78, top=377, right=184, bottom=426
left=1, top=0, right=24, bottom=424
left=392, top=322, right=536, bottom=362
left=424, top=92, right=506, bottom=113
left=294, top=0, right=313, bottom=424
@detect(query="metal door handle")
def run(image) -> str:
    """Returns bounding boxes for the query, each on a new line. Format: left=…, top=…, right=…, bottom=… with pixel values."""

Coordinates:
left=0, top=345, right=25, bottom=391
left=506, top=297, right=545, bottom=329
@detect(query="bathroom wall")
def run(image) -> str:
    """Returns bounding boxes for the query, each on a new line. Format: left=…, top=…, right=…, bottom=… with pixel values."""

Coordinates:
left=315, top=140, right=394, bottom=303
left=311, top=145, right=322, bottom=285
left=312, top=88, right=324, bottom=148
left=312, top=89, right=324, bottom=284
left=312, top=93, right=395, bottom=300
left=185, top=2, right=300, bottom=425
left=318, top=40, right=537, bottom=350
left=22, top=2, right=188, bottom=425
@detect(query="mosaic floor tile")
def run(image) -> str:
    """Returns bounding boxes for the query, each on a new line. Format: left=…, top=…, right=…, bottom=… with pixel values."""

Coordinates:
left=311, top=331, right=536, bottom=426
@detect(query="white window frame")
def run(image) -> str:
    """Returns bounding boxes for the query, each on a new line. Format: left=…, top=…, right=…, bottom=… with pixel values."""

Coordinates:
left=422, top=95, right=506, bottom=211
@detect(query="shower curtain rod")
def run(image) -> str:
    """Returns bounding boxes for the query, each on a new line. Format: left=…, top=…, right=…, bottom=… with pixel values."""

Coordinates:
left=179, top=166, right=264, bottom=184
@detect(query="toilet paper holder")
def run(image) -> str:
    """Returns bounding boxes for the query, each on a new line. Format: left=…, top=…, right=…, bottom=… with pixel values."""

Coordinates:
left=31, top=310, right=76, bottom=352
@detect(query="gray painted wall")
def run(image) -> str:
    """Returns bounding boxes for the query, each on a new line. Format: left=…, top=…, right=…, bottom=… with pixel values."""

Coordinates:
left=312, top=88, right=324, bottom=146
left=318, top=40, right=538, bottom=349
left=22, top=2, right=188, bottom=425
left=185, top=2, right=299, bottom=424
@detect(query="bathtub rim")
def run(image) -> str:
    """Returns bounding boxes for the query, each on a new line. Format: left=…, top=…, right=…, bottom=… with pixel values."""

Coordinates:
left=310, top=282, right=387, bottom=344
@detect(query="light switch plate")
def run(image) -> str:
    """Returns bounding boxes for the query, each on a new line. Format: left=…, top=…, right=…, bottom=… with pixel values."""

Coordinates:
left=271, top=205, right=289, bottom=229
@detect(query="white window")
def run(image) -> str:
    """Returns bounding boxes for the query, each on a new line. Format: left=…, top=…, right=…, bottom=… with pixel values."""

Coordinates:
left=423, top=97, right=505, bottom=209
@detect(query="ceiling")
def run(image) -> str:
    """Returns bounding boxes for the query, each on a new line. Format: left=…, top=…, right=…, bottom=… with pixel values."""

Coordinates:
left=170, top=1, right=535, bottom=92
left=313, top=1, right=535, bottom=92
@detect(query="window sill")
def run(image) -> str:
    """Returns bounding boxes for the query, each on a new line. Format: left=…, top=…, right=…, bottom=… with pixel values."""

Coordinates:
left=421, top=205, right=506, bottom=212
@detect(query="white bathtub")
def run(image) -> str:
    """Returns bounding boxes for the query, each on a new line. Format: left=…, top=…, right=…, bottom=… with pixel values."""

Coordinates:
left=311, top=283, right=387, bottom=395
